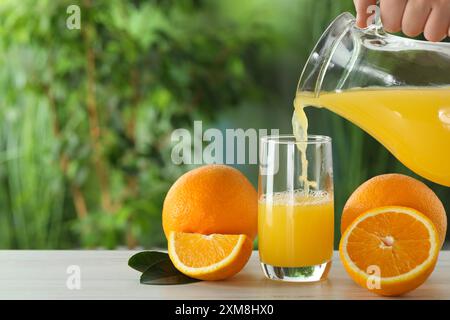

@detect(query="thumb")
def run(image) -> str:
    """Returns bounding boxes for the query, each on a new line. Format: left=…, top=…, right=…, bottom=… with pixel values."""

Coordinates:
left=354, top=0, right=378, bottom=28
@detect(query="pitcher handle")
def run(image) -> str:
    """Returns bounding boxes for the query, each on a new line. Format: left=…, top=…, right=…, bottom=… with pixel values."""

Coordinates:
left=367, top=0, right=385, bottom=35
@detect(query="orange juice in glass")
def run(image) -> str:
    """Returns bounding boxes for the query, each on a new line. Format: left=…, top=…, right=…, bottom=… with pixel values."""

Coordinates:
left=258, top=135, right=334, bottom=282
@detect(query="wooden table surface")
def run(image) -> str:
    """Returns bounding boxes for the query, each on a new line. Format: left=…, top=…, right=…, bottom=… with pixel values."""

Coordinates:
left=0, top=250, right=448, bottom=300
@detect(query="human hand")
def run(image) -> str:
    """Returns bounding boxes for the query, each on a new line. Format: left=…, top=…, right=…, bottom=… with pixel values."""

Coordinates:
left=354, top=0, right=450, bottom=42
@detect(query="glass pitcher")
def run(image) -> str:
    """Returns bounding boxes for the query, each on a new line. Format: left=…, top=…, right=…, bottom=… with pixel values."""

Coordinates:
left=296, top=12, right=450, bottom=187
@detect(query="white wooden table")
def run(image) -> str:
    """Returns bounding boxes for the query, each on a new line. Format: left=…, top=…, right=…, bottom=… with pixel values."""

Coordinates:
left=0, top=250, right=448, bottom=299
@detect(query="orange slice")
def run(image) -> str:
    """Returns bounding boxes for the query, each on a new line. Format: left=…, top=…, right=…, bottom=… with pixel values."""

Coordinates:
left=339, top=206, right=440, bottom=296
left=168, top=232, right=253, bottom=280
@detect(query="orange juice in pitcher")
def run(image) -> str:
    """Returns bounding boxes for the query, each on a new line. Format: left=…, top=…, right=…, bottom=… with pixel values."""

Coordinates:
left=294, top=87, right=450, bottom=186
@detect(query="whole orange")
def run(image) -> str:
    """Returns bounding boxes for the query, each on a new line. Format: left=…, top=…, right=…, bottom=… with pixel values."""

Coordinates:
left=341, top=173, right=447, bottom=247
left=162, top=164, right=258, bottom=240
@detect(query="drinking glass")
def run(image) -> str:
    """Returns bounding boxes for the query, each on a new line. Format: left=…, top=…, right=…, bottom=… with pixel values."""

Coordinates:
left=258, top=135, right=334, bottom=282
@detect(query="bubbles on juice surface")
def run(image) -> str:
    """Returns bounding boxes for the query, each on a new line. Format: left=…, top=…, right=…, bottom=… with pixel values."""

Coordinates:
left=259, top=189, right=332, bottom=205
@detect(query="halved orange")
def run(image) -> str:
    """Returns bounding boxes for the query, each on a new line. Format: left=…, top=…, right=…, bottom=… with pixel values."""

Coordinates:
left=168, top=232, right=253, bottom=280
left=339, top=206, right=440, bottom=296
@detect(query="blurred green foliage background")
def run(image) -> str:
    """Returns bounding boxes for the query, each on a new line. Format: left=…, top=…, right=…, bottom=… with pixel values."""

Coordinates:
left=0, top=0, right=448, bottom=249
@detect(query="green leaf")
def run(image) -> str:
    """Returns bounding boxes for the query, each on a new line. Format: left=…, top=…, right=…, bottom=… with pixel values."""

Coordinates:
left=128, top=250, right=200, bottom=285
left=140, top=259, right=201, bottom=285
left=128, top=251, right=169, bottom=273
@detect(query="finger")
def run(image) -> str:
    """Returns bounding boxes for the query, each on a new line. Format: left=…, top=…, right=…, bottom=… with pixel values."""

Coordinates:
left=380, top=0, right=408, bottom=33
left=402, top=0, right=432, bottom=37
left=424, top=8, right=450, bottom=42
left=354, top=0, right=378, bottom=28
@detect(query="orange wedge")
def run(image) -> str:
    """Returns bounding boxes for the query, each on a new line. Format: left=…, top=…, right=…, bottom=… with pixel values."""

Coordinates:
left=168, top=232, right=253, bottom=280
left=339, top=206, right=440, bottom=296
